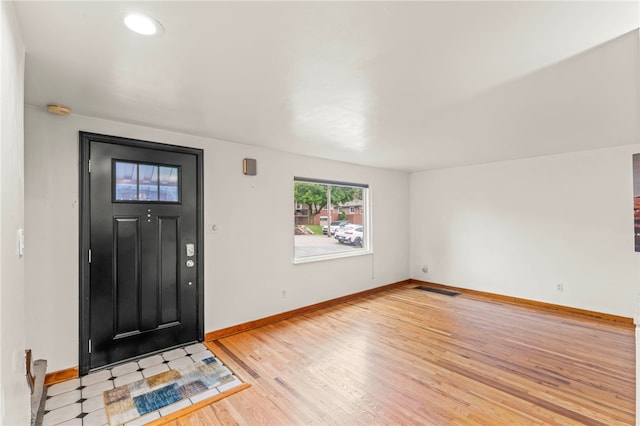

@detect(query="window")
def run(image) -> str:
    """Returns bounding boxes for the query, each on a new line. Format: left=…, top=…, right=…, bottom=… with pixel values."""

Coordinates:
left=114, top=161, right=180, bottom=203
left=293, top=177, right=370, bottom=263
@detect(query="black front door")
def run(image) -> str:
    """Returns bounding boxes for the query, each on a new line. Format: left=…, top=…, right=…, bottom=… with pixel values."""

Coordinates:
left=79, top=132, right=203, bottom=374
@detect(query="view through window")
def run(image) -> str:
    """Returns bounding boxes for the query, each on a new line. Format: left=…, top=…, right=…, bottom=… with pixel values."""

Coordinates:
left=114, top=161, right=180, bottom=203
left=294, top=178, right=370, bottom=261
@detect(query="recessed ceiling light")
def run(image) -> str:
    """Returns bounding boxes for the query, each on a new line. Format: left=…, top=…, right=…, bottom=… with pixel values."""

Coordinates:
left=124, top=13, right=163, bottom=36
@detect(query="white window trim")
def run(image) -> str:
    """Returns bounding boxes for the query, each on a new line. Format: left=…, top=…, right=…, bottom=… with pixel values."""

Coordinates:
left=293, top=247, right=373, bottom=264
left=293, top=178, right=372, bottom=264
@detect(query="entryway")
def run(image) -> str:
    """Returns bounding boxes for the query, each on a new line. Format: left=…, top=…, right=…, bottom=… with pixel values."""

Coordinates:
left=79, top=132, right=204, bottom=375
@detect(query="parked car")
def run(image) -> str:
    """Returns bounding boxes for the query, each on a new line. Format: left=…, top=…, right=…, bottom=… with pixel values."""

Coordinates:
left=322, top=221, right=350, bottom=235
left=335, top=225, right=363, bottom=247
left=334, top=225, right=351, bottom=242
left=345, top=226, right=364, bottom=247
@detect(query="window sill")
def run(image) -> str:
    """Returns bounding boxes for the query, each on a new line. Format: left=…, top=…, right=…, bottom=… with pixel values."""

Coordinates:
left=293, top=249, right=373, bottom=264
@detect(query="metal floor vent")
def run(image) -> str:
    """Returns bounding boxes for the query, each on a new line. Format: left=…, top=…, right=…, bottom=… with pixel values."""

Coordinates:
left=414, top=286, right=461, bottom=297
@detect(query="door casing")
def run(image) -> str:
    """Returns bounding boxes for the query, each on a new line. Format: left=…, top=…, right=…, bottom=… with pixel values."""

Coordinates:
left=79, top=131, right=204, bottom=375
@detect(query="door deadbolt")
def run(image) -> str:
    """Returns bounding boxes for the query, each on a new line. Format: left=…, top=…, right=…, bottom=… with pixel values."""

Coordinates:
left=186, top=260, right=195, bottom=268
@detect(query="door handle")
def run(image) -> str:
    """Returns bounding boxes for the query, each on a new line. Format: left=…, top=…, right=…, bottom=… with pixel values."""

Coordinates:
left=185, top=243, right=195, bottom=257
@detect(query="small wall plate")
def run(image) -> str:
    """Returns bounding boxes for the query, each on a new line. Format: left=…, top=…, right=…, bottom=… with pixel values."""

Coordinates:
left=243, top=158, right=257, bottom=176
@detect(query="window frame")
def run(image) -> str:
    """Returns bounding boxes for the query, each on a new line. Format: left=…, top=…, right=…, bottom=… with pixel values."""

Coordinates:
left=293, top=177, right=372, bottom=264
left=112, top=159, right=182, bottom=204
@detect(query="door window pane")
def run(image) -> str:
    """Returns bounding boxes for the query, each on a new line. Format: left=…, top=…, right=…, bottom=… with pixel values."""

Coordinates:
left=138, top=164, right=158, bottom=201
left=115, top=162, right=138, bottom=201
left=159, top=166, right=179, bottom=201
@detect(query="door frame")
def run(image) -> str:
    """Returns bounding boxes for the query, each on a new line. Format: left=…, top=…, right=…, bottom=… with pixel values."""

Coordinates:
left=79, top=131, right=204, bottom=375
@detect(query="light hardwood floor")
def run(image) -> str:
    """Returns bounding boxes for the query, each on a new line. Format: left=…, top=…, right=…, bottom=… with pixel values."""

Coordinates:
left=166, top=284, right=635, bottom=425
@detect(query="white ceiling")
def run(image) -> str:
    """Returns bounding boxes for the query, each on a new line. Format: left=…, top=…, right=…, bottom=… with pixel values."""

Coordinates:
left=13, top=1, right=640, bottom=172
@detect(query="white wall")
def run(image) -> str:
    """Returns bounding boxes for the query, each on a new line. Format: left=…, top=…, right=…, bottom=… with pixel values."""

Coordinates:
left=0, top=1, right=29, bottom=423
left=410, top=145, right=639, bottom=317
left=24, top=106, right=410, bottom=372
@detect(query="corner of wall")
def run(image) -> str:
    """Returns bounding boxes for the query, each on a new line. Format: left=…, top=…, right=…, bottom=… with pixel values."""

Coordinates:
left=0, top=1, right=30, bottom=424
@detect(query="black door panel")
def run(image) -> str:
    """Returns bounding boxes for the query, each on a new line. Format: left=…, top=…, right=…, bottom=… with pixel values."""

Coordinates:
left=79, top=133, right=203, bottom=374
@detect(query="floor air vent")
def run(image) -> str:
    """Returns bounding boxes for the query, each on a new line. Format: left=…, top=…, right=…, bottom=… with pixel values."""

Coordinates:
left=414, top=286, right=461, bottom=297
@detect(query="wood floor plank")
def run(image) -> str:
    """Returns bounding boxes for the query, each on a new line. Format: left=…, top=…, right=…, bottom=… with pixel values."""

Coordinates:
left=164, top=284, right=635, bottom=425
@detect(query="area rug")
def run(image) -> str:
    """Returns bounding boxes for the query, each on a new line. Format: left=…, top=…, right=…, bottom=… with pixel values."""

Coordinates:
left=104, top=350, right=249, bottom=425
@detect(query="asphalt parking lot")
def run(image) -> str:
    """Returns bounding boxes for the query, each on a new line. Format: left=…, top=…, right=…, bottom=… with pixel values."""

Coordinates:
left=294, top=234, right=359, bottom=258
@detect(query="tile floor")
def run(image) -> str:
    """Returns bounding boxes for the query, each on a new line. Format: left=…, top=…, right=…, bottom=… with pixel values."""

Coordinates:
left=42, top=343, right=239, bottom=426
